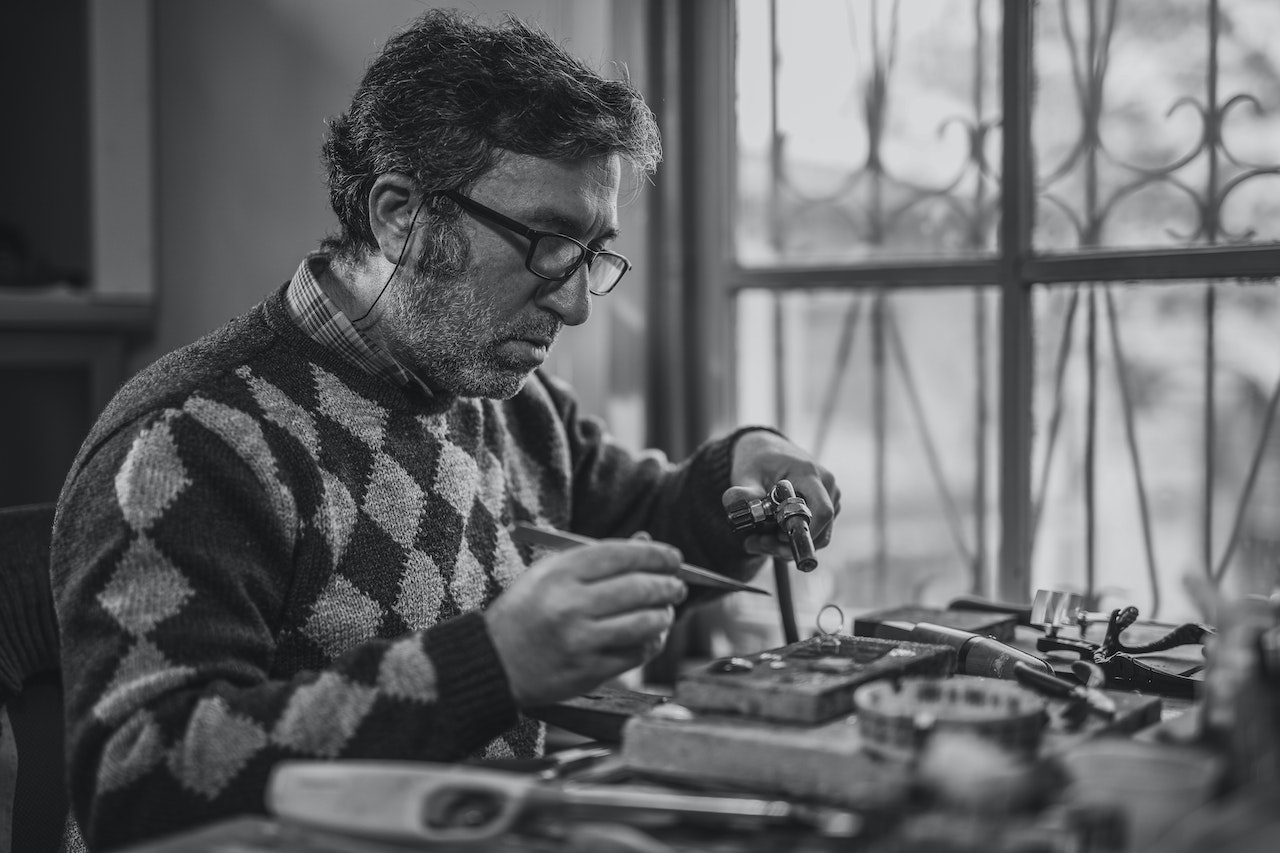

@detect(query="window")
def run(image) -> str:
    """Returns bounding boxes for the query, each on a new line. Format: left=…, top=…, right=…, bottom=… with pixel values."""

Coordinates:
left=701, top=0, right=1280, bottom=647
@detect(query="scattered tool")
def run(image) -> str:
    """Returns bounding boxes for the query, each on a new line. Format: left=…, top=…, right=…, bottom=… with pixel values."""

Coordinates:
left=1064, top=610, right=1209, bottom=698
left=872, top=620, right=1054, bottom=680
left=267, top=761, right=862, bottom=844
left=675, top=632, right=956, bottom=724
left=949, top=590, right=1213, bottom=698
left=953, top=588, right=1214, bottom=647
left=950, top=589, right=1110, bottom=637
left=726, top=479, right=818, bottom=572
left=510, top=522, right=769, bottom=596
left=1012, top=660, right=1117, bottom=720
left=1028, top=590, right=1112, bottom=638
left=855, top=603, right=1018, bottom=642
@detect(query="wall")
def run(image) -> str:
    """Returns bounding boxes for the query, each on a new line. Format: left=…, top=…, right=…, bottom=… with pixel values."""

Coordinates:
left=145, top=0, right=652, bottom=436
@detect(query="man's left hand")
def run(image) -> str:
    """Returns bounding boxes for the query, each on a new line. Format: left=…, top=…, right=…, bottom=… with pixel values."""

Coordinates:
left=724, top=430, right=840, bottom=562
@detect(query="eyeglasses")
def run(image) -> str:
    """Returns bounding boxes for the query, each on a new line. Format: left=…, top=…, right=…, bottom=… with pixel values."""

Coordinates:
left=441, top=190, right=631, bottom=295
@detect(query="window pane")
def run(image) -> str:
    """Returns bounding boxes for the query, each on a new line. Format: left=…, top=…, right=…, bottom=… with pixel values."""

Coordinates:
left=722, top=286, right=999, bottom=652
left=734, top=0, right=1001, bottom=267
left=1034, top=0, right=1280, bottom=251
left=1031, top=280, right=1280, bottom=623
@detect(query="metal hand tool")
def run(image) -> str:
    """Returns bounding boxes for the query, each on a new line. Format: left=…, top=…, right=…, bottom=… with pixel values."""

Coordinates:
left=1012, top=660, right=1117, bottom=719
left=874, top=620, right=1054, bottom=679
left=951, top=588, right=1213, bottom=651
left=950, top=590, right=1212, bottom=698
left=1029, top=589, right=1111, bottom=637
left=725, top=479, right=818, bottom=572
left=267, top=761, right=861, bottom=844
left=950, top=589, right=1124, bottom=637
left=510, top=522, right=769, bottom=596
left=1039, top=607, right=1208, bottom=699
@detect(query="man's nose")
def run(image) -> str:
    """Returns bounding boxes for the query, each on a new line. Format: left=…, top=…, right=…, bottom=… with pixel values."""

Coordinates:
left=534, top=265, right=592, bottom=326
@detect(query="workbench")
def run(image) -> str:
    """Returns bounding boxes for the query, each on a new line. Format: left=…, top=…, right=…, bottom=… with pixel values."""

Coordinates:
left=112, top=616, right=1260, bottom=853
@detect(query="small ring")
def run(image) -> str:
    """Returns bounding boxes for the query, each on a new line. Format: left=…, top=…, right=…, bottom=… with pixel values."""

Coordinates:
left=816, top=603, right=845, bottom=637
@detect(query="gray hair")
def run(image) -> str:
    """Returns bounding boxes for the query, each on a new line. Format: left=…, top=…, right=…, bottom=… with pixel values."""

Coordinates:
left=320, top=9, right=662, bottom=265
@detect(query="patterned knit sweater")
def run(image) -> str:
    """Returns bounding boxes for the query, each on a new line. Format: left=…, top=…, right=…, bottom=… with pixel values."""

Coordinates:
left=50, top=284, right=759, bottom=851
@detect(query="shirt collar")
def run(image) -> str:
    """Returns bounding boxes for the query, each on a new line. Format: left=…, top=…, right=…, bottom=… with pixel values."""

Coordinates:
left=285, top=253, right=435, bottom=397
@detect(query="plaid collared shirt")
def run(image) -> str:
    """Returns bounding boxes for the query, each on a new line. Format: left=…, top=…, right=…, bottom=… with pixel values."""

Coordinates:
left=284, top=253, right=433, bottom=395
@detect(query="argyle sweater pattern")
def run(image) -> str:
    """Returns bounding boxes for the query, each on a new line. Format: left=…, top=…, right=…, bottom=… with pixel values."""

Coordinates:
left=51, top=285, right=758, bottom=851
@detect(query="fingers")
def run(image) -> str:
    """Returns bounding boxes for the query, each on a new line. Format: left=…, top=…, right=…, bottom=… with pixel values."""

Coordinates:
left=583, top=570, right=687, bottom=617
left=590, top=605, right=676, bottom=652
left=787, top=466, right=838, bottom=543
left=724, top=430, right=842, bottom=557
left=812, top=519, right=835, bottom=549
left=489, top=536, right=687, bottom=708
left=547, top=539, right=683, bottom=582
left=721, top=485, right=761, bottom=513
left=728, top=464, right=840, bottom=561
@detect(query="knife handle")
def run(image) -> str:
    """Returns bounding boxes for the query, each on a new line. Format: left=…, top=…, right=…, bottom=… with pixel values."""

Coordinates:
left=268, top=761, right=531, bottom=843
left=913, top=622, right=1052, bottom=679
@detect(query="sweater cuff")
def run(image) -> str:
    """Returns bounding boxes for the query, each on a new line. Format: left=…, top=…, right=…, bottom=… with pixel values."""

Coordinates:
left=723, top=425, right=789, bottom=474
left=424, top=611, right=520, bottom=749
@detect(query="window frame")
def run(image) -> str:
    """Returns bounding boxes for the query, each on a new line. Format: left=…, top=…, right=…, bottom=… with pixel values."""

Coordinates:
left=672, top=0, right=1280, bottom=603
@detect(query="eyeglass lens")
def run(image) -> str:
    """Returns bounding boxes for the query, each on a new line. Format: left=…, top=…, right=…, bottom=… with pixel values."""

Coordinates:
left=530, top=236, right=627, bottom=294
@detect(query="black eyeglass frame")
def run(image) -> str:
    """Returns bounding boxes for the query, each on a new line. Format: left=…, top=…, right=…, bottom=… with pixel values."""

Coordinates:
left=440, top=189, right=631, bottom=295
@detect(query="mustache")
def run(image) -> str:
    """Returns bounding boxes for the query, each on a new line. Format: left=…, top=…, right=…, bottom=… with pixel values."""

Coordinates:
left=501, top=315, right=563, bottom=344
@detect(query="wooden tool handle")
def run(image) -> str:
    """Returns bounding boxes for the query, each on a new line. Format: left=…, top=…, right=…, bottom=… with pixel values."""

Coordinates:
left=267, top=761, right=531, bottom=843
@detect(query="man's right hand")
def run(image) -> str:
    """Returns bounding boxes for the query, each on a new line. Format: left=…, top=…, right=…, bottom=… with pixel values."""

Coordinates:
left=483, top=538, right=688, bottom=707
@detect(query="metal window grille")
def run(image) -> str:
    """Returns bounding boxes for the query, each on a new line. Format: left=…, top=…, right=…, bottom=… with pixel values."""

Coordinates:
left=695, top=0, right=1280, bottom=641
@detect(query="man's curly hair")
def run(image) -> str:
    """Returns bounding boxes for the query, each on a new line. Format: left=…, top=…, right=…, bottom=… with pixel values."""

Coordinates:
left=320, top=9, right=661, bottom=266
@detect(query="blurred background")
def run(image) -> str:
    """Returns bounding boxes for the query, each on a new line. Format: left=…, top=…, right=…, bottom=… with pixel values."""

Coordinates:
left=4, top=0, right=1280, bottom=654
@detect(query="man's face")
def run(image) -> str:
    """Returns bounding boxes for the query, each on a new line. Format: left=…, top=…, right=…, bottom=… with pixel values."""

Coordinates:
left=382, top=153, right=622, bottom=399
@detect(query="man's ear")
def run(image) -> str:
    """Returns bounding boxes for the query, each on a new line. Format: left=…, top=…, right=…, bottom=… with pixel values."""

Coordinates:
left=368, top=173, right=421, bottom=265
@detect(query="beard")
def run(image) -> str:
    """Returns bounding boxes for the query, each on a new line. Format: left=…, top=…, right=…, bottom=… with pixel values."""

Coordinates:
left=379, top=253, right=562, bottom=400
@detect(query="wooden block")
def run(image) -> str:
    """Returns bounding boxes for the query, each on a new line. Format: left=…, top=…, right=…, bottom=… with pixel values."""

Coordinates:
left=622, top=709, right=913, bottom=811
left=853, top=606, right=1018, bottom=643
left=623, top=675, right=1163, bottom=810
left=673, top=634, right=957, bottom=724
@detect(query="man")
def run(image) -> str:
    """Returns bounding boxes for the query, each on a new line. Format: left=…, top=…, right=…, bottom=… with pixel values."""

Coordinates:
left=51, top=10, right=838, bottom=850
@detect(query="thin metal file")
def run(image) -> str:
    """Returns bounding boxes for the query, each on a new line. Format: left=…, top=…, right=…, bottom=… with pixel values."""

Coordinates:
left=510, top=522, right=769, bottom=596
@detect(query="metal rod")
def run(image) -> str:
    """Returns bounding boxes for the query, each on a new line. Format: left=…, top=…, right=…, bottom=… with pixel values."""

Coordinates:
left=1203, top=287, right=1216, bottom=581
left=885, top=306, right=976, bottom=569
left=766, top=0, right=800, bottom=644
left=1031, top=287, right=1082, bottom=551
left=727, top=245, right=1280, bottom=293
left=973, top=289, right=989, bottom=594
left=812, top=297, right=865, bottom=460
left=1020, top=245, right=1280, bottom=284
left=1202, top=0, right=1221, bottom=582
left=996, top=0, right=1035, bottom=602
left=971, top=0, right=990, bottom=593
left=773, top=557, right=799, bottom=645
left=872, top=290, right=888, bottom=586
left=1206, top=0, right=1221, bottom=245
left=1103, top=286, right=1161, bottom=617
left=1085, top=288, right=1098, bottom=601
left=1212, top=366, right=1280, bottom=584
